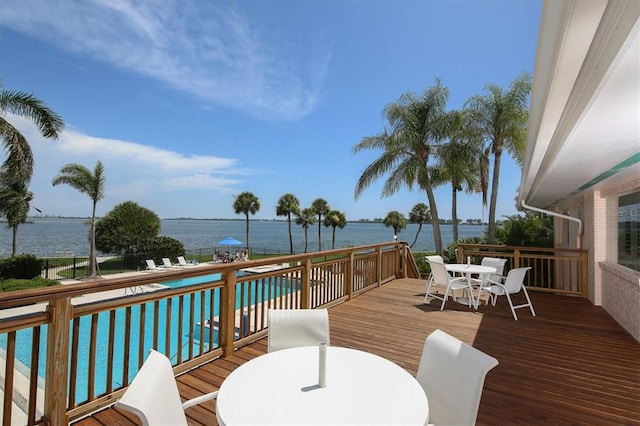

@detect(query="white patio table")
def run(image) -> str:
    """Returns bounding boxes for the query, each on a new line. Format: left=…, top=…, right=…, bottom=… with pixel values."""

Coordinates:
left=215, top=345, right=429, bottom=425
left=445, top=263, right=497, bottom=309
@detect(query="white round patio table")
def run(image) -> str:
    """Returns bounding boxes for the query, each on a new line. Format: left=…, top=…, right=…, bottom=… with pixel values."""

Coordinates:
left=215, top=346, right=429, bottom=425
left=445, top=263, right=497, bottom=308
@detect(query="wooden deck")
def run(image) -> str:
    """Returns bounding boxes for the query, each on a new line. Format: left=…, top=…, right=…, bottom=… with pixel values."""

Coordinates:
left=74, top=278, right=640, bottom=426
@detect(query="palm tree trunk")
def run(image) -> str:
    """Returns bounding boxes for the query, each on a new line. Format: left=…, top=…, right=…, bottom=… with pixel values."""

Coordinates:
left=452, top=187, right=459, bottom=242
left=317, top=216, right=322, bottom=251
left=425, top=185, right=443, bottom=255
left=487, top=148, right=503, bottom=244
left=332, top=227, right=336, bottom=249
left=87, top=202, right=98, bottom=278
left=11, top=225, right=18, bottom=256
left=304, top=227, right=308, bottom=253
left=410, top=223, right=422, bottom=248
left=245, top=214, right=250, bottom=252
left=287, top=213, right=294, bottom=254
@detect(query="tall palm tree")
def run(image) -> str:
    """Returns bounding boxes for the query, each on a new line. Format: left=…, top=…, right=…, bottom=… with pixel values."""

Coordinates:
left=276, top=193, right=300, bottom=254
left=383, top=210, right=407, bottom=238
left=435, top=111, right=481, bottom=242
left=408, top=203, right=430, bottom=248
left=465, top=72, right=532, bottom=243
left=311, top=198, right=330, bottom=251
left=295, top=207, right=316, bottom=253
left=324, top=210, right=347, bottom=249
left=354, top=80, right=450, bottom=254
left=233, top=192, right=260, bottom=252
left=0, top=88, right=64, bottom=184
left=52, top=161, right=106, bottom=279
left=0, top=182, right=34, bottom=256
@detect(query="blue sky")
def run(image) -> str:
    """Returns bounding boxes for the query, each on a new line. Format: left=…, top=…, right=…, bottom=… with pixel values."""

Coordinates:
left=0, top=0, right=542, bottom=221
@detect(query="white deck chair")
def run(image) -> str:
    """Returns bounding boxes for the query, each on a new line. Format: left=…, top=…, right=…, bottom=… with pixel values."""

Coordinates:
left=473, top=257, right=508, bottom=306
left=480, top=267, right=535, bottom=320
left=115, top=349, right=218, bottom=426
left=145, top=259, right=163, bottom=272
left=176, top=256, right=197, bottom=267
left=161, top=257, right=179, bottom=268
left=424, top=256, right=472, bottom=309
left=416, top=329, right=498, bottom=425
left=267, top=309, right=330, bottom=352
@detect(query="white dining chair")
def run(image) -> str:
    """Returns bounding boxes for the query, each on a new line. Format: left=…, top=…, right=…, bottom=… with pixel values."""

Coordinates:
left=416, top=329, right=498, bottom=425
left=267, top=308, right=330, bottom=352
left=115, top=349, right=218, bottom=426
left=480, top=267, right=536, bottom=320
left=473, top=257, right=508, bottom=305
left=424, top=256, right=472, bottom=309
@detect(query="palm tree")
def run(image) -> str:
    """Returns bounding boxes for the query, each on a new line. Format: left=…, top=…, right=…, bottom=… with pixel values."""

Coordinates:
left=52, top=161, right=106, bottom=279
left=408, top=203, right=430, bottom=248
left=311, top=198, right=330, bottom=251
left=0, top=182, right=34, bottom=256
left=465, top=72, right=532, bottom=243
left=0, top=88, right=64, bottom=184
left=435, top=111, right=481, bottom=242
left=233, top=192, right=260, bottom=252
left=295, top=207, right=316, bottom=253
left=324, top=210, right=347, bottom=249
left=383, top=210, right=407, bottom=238
left=353, top=80, right=451, bottom=254
left=276, top=193, right=300, bottom=254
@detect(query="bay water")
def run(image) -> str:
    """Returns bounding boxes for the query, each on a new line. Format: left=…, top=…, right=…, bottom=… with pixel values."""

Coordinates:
left=0, top=217, right=485, bottom=257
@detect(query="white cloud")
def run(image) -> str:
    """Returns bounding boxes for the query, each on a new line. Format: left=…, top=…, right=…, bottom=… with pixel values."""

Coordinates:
left=0, top=0, right=326, bottom=120
left=3, top=114, right=265, bottom=216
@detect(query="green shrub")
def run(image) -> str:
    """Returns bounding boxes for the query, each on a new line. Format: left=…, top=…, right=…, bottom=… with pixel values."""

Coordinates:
left=0, top=277, right=59, bottom=292
left=0, top=255, right=44, bottom=279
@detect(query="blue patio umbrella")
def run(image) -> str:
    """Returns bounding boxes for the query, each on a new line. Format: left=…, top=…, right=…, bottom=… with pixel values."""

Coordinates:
left=217, top=237, right=243, bottom=246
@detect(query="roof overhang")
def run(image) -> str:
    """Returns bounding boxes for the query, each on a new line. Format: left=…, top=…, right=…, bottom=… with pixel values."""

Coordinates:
left=520, top=0, right=640, bottom=209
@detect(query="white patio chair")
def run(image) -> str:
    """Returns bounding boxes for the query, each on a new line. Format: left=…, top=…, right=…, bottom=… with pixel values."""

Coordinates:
left=424, top=256, right=472, bottom=309
left=115, top=349, right=218, bottom=426
left=177, top=256, right=197, bottom=267
left=267, top=308, right=330, bottom=352
left=161, top=257, right=179, bottom=268
left=473, top=257, right=508, bottom=306
left=416, top=329, right=498, bottom=425
left=480, top=267, right=535, bottom=320
left=144, top=259, right=163, bottom=272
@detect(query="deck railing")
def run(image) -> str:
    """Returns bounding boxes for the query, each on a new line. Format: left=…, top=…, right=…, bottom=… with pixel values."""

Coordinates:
left=456, top=244, right=588, bottom=297
left=0, top=242, right=412, bottom=425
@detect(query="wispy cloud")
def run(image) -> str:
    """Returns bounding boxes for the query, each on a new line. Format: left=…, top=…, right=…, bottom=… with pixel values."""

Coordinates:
left=7, top=114, right=262, bottom=198
left=0, top=0, right=326, bottom=120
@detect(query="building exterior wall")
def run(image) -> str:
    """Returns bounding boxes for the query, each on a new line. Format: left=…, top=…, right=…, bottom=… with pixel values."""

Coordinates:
left=555, top=177, right=640, bottom=342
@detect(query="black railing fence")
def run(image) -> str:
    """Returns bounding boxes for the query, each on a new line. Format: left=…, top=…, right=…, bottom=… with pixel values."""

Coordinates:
left=40, top=246, right=293, bottom=279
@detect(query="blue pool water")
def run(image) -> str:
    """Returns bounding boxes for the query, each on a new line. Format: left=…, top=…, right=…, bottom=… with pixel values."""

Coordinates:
left=1, top=272, right=294, bottom=405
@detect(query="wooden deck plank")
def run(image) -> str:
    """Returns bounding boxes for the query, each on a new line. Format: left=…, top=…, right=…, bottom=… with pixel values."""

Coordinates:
left=74, top=278, right=640, bottom=426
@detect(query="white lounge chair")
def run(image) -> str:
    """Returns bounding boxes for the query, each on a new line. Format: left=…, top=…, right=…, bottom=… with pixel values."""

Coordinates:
left=145, top=259, right=164, bottom=272
left=267, top=309, right=330, bottom=353
left=177, top=256, right=197, bottom=267
left=115, top=349, right=218, bottom=426
left=161, top=258, right=179, bottom=268
left=416, top=329, right=498, bottom=425
left=479, top=267, right=535, bottom=320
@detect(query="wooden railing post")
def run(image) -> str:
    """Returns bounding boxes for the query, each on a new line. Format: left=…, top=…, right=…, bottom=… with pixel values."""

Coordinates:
left=513, top=248, right=521, bottom=268
left=301, top=259, right=312, bottom=308
left=221, top=271, right=237, bottom=357
left=44, top=298, right=72, bottom=425
left=580, top=250, right=589, bottom=298
left=346, top=252, right=354, bottom=299
left=376, top=247, right=382, bottom=286
left=400, top=244, right=407, bottom=278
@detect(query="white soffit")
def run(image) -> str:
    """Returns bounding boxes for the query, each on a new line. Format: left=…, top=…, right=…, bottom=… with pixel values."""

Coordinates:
left=521, top=0, right=640, bottom=208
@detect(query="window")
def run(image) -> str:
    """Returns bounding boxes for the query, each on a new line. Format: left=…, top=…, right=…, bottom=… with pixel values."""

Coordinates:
left=618, top=191, right=640, bottom=272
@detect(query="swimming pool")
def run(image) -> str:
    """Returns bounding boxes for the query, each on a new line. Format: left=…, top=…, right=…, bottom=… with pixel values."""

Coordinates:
left=0, top=271, right=296, bottom=405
